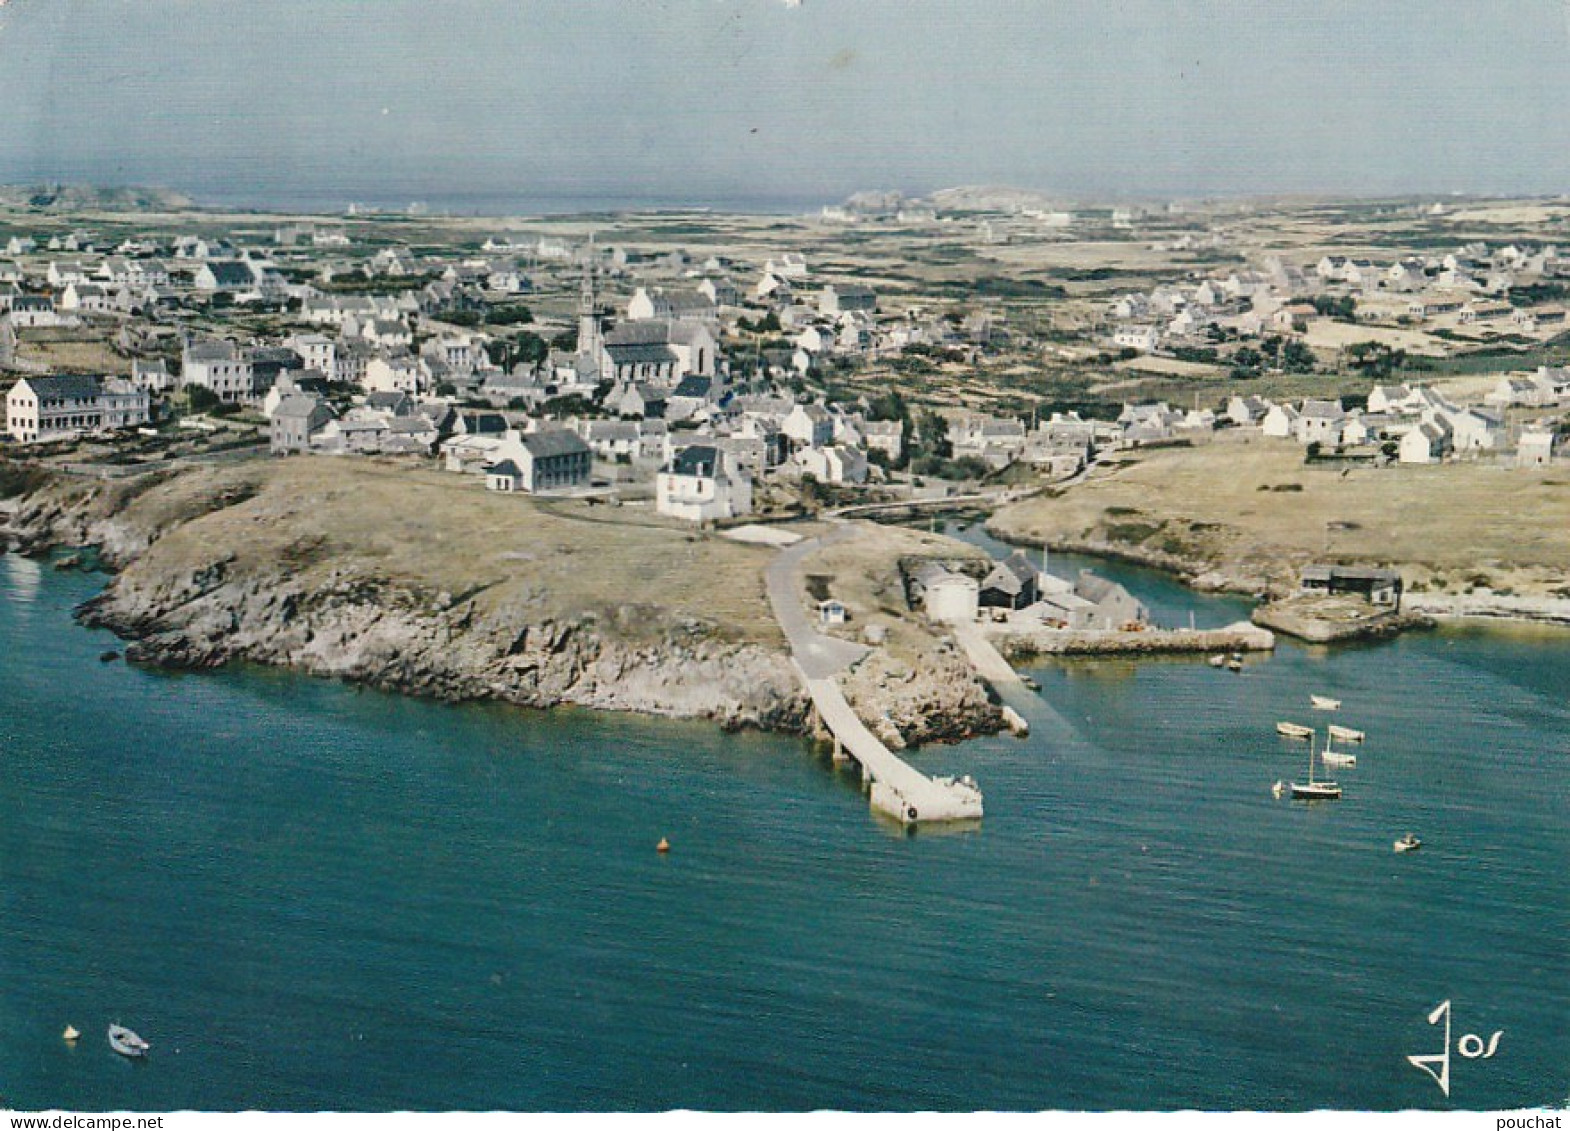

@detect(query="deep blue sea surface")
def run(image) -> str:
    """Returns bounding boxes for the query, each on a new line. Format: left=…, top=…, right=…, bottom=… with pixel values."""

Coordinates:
left=1, top=553, right=1565, bottom=1111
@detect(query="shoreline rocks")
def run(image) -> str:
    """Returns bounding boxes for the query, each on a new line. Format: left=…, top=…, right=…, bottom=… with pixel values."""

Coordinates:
left=1251, top=595, right=1434, bottom=643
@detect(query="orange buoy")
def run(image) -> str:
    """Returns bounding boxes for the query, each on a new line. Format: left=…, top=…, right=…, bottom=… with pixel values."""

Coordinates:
left=656, top=837, right=670, bottom=853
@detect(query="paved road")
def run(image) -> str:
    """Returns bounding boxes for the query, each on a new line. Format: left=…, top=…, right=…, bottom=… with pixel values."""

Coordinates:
left=827, top=487, right=1026, bottom=520
left=763, top=523, right=870, bottom=680
left=764, top=522, right=984, bottom=823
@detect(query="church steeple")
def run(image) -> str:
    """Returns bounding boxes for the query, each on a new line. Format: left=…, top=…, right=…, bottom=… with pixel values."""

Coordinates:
left=577, top=261, right=602, bottom=362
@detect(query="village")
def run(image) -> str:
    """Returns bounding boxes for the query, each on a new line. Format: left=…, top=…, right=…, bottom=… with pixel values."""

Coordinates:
left=6, top=191, right=1570, bottom=660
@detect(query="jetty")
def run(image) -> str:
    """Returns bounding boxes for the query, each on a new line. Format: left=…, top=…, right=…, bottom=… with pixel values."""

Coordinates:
left=952, top=622, right=1027, bottom=690
left=988, top=620, right=1274, bottom=659
left=767, top=526, right=983, bottom=825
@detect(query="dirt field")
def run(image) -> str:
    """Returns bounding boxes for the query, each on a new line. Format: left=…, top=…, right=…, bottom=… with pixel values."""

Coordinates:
left=990, top=431, right=1570, bottom=598
left=1302, top=320, right=1453, bottom=358
left=15, top=337, right=130, bottom=375
left=1112, top=355, right=1227, bottom=379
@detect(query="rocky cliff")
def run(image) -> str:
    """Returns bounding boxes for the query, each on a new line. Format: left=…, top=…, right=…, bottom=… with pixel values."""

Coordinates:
left=76, top=560, right=808, bottom=730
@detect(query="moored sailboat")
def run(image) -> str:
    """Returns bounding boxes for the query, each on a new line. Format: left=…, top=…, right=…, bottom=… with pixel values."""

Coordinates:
left=1290, top=731, right=1342, bottom=800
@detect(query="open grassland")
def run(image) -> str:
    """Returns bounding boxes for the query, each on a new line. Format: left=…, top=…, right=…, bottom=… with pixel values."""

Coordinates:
left=95, top=457, right=788, bottom=646
left=14, top=335, right=130, bottom=375
left=991, top=431, right=1570, bottom=598
left=46, top=457, right=990, bottom=653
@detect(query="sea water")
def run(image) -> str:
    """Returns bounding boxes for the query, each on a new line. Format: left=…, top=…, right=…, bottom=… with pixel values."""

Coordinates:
left=0, top=554, right=1564, bottom=1111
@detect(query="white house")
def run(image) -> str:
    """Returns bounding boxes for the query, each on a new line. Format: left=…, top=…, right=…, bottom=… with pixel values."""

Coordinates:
left=193, top=260, right=257, bottom=292
left=269, top=393, right=336, bottom=454
left=1437, top=407, right=1501, bottom=453
left=782, top=403, right=834, bottom=449
left=765, top=253, right=808, bottom=279
left=1227, top=395, right=1271, bottom=427
left=862, top=419, right=904, bottom=461
left=363, top=354, right=424, bottom=395
left=1262, top=403, right=1300, bottom=438
left=1367, top=384, right=1416, bottom=414
left=1399, top=419, right=1453, bottom=464
left=181, top=339, right=254, bottom=403
left=1517, top=428, right=1558, bottom=468
left=794, top=444, right=869, bottom=485
left=818, top=284, right=877, bottom=315
left=59, top=283, right=115, bottom=314
left=952, top=413, right=1028, bottom=464
left=286, top=333, right=336, bottom=375
left=130, top=358, right=174, bottom=393
left=1112, top=326, right=1160, bottom=353
left=656, top=444, right=753, bottom=522
left=1296, top=400, right=1346, bottom=446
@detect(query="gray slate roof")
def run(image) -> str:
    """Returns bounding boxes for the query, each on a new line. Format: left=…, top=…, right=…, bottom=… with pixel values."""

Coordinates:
left=20, top=374, right=102, bottom=400
left=520, top=430, right=590, bottom=460
left=670, top=445, right=721, bottom=477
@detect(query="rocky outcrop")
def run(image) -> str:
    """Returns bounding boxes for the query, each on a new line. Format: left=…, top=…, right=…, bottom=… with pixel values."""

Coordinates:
left=841, top=644, right=1004, bottom=747
left=76, top=555, right=810, bottom=732
left=1404, top=591, right=1570, bottom=625
left=1251, top=594, right=1432, bottom=643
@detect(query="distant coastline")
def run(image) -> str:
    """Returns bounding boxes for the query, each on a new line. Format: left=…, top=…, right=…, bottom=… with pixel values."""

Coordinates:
left=11, top=177, right=1563, bottom=221
left=0, top=178, right=839, bottom=220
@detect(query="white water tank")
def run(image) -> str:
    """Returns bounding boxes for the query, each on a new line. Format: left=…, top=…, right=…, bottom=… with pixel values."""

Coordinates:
left=924, top=574, right=979, bottom=624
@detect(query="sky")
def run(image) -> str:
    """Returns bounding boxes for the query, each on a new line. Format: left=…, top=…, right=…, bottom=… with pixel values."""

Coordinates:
left=2, top=0, right=1570, bottom=210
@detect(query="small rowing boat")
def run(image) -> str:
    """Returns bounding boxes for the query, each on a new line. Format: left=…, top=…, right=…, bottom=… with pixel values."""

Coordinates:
left=1310, top=695, right=1341, bottom=711
left=1328, top=724, right=1364, bottom=743
left=108, top=1024, right=149, bottom=1059
left=1276, top=722, right=1313, bottom=739
left=1394, top=833, right=1422, bottom=853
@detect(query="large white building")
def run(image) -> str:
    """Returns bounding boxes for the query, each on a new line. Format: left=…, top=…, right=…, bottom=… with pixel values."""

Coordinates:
left=656, top=445, right=753, bottom=522
left=6, top=374, right=150, bottom=443
left=181, top=339, right=254, bottom=402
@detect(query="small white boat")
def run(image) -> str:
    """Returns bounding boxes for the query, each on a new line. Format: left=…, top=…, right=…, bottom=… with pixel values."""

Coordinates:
left=1310, top=695, right=1341, bottom=711
left=1394, top=833, right=1422, bottom=853
left=1276, top=722, right=1314, bottom=739
left=108, top=1024, right=149, bottom=1059
left=1321, top=732, right=1357, bottom=767
left=1209, top=654, right=1227, bottom=668
left=1328, top=724, right=1365, bottom=743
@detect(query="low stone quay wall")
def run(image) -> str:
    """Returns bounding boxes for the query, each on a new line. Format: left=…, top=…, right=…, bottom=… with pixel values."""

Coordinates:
left=991, top=620, right=1274, bottom=659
